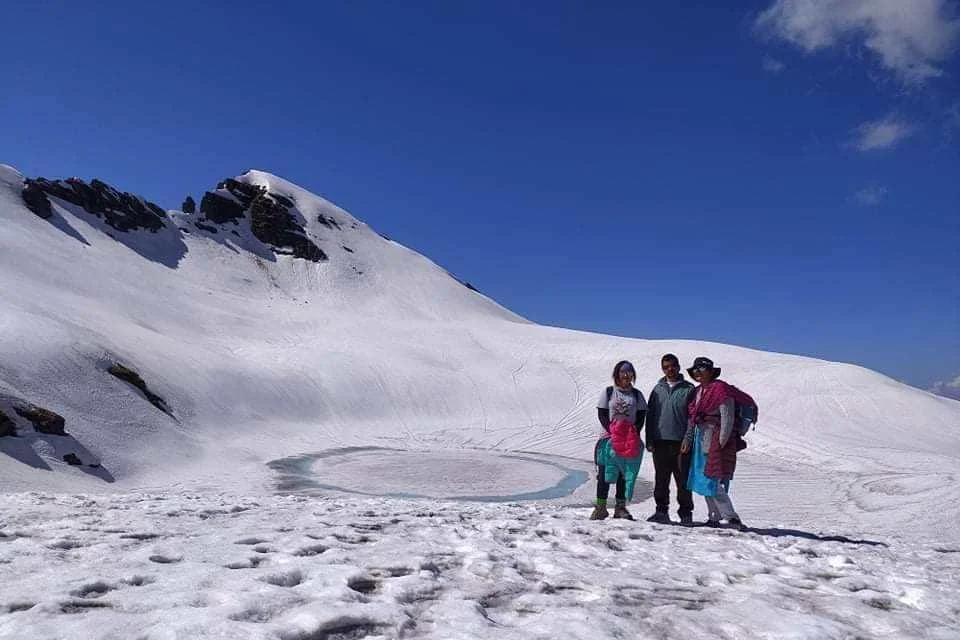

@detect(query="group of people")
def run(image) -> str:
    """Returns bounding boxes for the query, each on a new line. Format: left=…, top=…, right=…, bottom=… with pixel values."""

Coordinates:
left=590, top=354, right=746, bottom=530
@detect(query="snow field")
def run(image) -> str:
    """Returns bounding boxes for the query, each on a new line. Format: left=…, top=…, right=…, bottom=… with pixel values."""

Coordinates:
left=1, top=492, right=958, bottom=640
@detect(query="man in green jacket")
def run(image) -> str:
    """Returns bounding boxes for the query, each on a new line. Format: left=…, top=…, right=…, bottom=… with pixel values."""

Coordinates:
left=644, top=354, right=695, bottom=525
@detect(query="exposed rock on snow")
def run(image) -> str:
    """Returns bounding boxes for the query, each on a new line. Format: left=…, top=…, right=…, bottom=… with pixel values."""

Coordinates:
left=13, top=403, right=66, bottom=436
left=107, top=364, right=171, bottom=416
left=20, top=181, right=52, bottom=219
left=0, top=408, right=15, bottom=437
left=181, top=195, right=196, bottom=214
left=23, top=177, right=167, bottom=233
left=200, top=176, right=327, bottom=262
left=199, top=190, right=245, bottom=224
left=249, top=190, right=327, bottom=262
left=317, top=213, right=341, bottom=229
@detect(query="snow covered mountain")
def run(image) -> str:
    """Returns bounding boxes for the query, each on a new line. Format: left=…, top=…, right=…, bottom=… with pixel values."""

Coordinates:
left=1, top=163, right=958, bottom=541
left=2, top=164, right=960, bottom=639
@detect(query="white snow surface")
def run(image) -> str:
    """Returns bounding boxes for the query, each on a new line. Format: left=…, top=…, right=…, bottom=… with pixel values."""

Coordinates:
left=2, top=492, right=959, bottom=640
left=1, top=163, right=959, bottom=638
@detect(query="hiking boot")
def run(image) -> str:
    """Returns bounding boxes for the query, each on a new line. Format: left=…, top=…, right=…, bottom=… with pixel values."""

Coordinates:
left=705, top=519, right=721, bottom=528
left=589, top=504, right=609, bottom=520
left=679, top=514, right=694, bottom=527
left=727, top=517, right=747, bottom=531
left=646, top=512, right=671, bottom=524
left=612, top=501, right=634, bottom=520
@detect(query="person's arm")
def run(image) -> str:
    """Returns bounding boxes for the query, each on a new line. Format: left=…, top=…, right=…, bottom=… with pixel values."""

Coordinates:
left=680, top=420, right=694, bottom=453
left=680, top=390, right=696, bottom=453
left=597, top=388, right=611, bottom=432
left=717, top=397, right=736, bottom=448
left=635, top=409, right=646, bottom=435
left=597, top=408, right=611, bottom=432
left=644, top=390, right=658, bottom=445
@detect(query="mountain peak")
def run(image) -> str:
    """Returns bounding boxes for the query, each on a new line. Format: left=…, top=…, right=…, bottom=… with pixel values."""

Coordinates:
left=195, top=173, right=327, bottom=262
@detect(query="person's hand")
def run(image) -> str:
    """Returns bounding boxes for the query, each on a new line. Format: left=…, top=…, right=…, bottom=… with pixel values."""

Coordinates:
left=646, top=442, right=655, bottom=453
left=680, top=440, right=690, bottom=454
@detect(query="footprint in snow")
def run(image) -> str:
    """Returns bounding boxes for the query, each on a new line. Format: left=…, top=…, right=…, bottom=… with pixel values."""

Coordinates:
left=368, top=566, right=414, bottom=578
left=119, top=532, right=160, bottom=541
left=224, top=557, right=266, bottom=570
left=48, top=539, right=84, bottom=550
left=59, top=600, right=112, bottom=614
left=346, top=575, right=379, bottom=594
left=293, top=543, right=328, bottom=557
left=331, top=533, right=374, bottom=545
left=276, top=619, right=388, bottom=640
left=261, top=569, right=305, bottom=587
left=70, top=581, right=114, bottom=598
left=149, top=554, right=182, bottom=564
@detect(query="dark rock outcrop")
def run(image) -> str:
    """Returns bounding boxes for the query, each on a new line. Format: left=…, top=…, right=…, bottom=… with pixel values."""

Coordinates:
left=269, top=192, right=295, bottom=209
left=107, top=364, right=171, bottom=415
left=200, top=177, right=327, bottom=262
left=13, top=404, right=66, bottom=435
left=199, top=191, right=245, bottom=224
left=19, top=170, right=330, bottom=264
left=63, top=453, right=82, bottom=466
left=317, top=214, right=341, bottom=230
left=21, top=182, right=52, bottom=218
left=23, top=177, right=167, bottom=232
left=0, top=409, right=15, bottom=437
left=249, top=193, right=328, bottom=262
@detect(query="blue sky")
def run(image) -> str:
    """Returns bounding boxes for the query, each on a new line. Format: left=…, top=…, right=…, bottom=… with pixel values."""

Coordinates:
left=2, top=1, right=958, bottom=390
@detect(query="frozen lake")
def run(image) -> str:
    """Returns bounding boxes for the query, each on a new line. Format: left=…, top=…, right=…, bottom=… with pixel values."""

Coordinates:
left=267, top=447, right=644, bottom=503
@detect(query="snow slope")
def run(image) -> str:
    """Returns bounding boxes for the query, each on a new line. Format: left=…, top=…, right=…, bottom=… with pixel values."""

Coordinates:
left=1, top=163, right=958, bottom=546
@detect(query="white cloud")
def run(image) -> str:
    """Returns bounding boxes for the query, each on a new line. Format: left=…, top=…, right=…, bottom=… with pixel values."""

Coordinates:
left=756, top=0, right=960, bottom=85
left=853, top=184, right=888, bottom=205
left=930, top=375, right=960, bottom=400
left=850, top=114, right=916, bottom=150
left=762, top=56, right=787, bottom=73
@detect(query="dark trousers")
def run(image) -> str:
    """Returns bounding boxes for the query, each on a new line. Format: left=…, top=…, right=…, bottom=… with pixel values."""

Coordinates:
left=652, top=440, right=693, bottom=517
left=596, top=465, right=626, bottom=502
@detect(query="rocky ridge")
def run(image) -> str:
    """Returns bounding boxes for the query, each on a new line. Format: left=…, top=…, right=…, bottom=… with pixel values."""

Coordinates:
left=22, top=177, right=167, bottom=232
left=197, top=177, right=327, bottom=262
left=18, top=173, right=327, bottom=264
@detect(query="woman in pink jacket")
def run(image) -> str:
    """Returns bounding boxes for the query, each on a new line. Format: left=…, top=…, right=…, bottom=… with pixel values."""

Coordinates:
left=591, top=360, right=647, bottom=521
left=681, top=357, right=746, bottom=530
